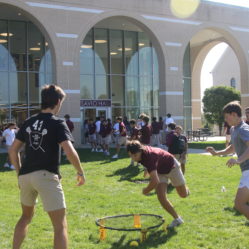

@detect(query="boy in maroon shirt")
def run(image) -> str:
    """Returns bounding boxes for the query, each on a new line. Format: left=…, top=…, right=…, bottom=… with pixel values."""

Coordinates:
left=140, top=115, right=152, bottom=145
left=100, top=119, right=112, bottom=156
left=127, top=140, right=189, bottom=228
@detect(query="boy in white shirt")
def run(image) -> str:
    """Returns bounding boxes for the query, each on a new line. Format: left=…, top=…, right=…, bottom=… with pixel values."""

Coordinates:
left=2, top=123, right=16, bottom=169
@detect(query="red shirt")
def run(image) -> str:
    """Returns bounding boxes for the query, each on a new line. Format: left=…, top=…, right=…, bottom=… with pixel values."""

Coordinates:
left=100, top=123, right=112, bottom=138
left=119, top=122, right=127, bottom=137
left=88, top=123, right=96, bottom=135
left=130, top=127, right=139, bottom=140
left=140, top=146, right=175, bottom=174
left=66, top=120, right=74, bottom=133
left=140, top=125, right=152, bottom=145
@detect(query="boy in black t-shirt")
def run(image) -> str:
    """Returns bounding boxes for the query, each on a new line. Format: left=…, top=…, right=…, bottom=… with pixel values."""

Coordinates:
left=9, top=84, right=85, bottom=249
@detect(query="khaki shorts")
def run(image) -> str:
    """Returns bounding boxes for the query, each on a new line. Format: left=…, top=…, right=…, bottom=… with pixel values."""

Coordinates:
left=174, top=154, right=187, bottom=164
left=18, top=170, right=66, bottom=212
left=89, top=134, right=96, bottom=143
left=115, top=135, right=127, bottom=146
left=96, top=133, right=102, bottom=145
left=158, top=160, right=186, bottom=187
left=102, top=135, right=111, bottom=145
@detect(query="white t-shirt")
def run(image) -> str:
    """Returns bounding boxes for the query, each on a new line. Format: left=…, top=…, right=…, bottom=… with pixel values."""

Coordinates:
left=95, top=120, right=101, bottom=133
left=2, top=128, right=16, bottom=146
left=113, top=123, right=120, bottom=135
left=165, top=117, right=174, bottom=131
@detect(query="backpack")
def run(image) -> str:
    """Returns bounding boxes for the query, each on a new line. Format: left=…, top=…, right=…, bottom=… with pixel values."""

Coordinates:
left=171, top=135, right=186, bottom=154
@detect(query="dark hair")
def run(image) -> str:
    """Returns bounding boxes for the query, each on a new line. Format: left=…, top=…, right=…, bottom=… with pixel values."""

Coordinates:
left=159, top=117, right=163, bottom=121
left=167, top=113, right=171, bottom=118
left=116, top=116, right=123, bottom=121
left=41, top=85, right=66, bottom=110
left=64, top=114, right=70, bottom=119
left=223, top=101, right=242, bottom=117
left=152, top=117, right=157, bottom=122
left=126, top=140, right=144, bottom=154
left=142, top=116, right=149, bottom=124
left=168, top=123, right=176, bottom=130
left=129, top=119, right=136, bottom=125
left=7, top=123, right=16, bottom=128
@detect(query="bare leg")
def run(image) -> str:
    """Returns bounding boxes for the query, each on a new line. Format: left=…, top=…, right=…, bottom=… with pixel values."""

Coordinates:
left=48, top=208, right=68, bottom=249
left=13, top=204, right=34, bottom=249
left=156, top=183, right=179, bottom=219
left=234, top=187, right=249, bottom=219
left=180, top=163, right=185, bottom=175
left=175, top=184, right=189, bottom=198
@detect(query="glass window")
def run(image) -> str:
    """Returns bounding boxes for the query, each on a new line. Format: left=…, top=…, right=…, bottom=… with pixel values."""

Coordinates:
left=94, top=29, right=108, bottom=74
left=29, top=72, right=41, bottom=105
left=152, top=48, right=159, bottom=108
left=80, top=75, right=94, bottom=99
left=0, top=71, right=9, bottom=105
left=96, top=75, right=109, bottom=99
left=0, top=20, right=8, bottom=71
left=124, top=31, right=138, bottom=75
left=80, top=29, right=93, bottom=74
left=110, top=30, right=123, bottom=75
left=140, top=76, right=152, bottom=108
left=139, top=32, right=152, bottom=76
left=9, top=21, right=27, bottom=71
left=28, top=23, right=45, bottom=72
left=126, top=76, right=139, bottom=106
left=111, top=75, right=124, bottom=106
left=9, top=72, right=27, bottom=106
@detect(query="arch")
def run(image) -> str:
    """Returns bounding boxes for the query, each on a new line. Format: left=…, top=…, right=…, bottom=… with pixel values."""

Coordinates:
left=74, top=12, right=166, bottom=91
left=183, top=26, right=248, bottom=129
left=0, top=1, right=56, bottom=80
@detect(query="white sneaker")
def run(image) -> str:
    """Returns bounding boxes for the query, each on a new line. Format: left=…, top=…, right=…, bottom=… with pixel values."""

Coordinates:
left=168, top=217, right=184, bottom=229
left=98, top=149, right=103, bottom=152
left=10, top=165, right=15, bottom=170
left=4, top=163, right=9, bottom=168
left=112, top=154, right=118, bottom=159
left=91, top=148, right=95, bottom=152
left=106, top=151, right=110, bottom=156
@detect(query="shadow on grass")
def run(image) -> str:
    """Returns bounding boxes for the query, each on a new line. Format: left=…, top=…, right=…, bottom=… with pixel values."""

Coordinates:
left=108, top=229, right=177, bottom=249
left=223, top=206, right=242, bottom=216
left=59, top=148, right=129, bottom=166
left=106, top=164, right=143, bottom=182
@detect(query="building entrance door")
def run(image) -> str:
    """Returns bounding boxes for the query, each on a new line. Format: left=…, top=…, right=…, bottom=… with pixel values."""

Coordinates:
left=81, top=107, right=111, bottom=144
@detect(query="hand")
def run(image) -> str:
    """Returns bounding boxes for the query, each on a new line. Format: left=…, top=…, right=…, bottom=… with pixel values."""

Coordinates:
left=206, top=146, right=217, bottom=156
left=76, top=174, right=85, bottom=186
left=142, top=188, right=149, bottom=195
left=226, top=158, right=239, bottom=168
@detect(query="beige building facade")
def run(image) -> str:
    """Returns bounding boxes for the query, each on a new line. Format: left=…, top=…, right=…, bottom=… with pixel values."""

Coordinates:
left=1, top=0, right=249, bottom=146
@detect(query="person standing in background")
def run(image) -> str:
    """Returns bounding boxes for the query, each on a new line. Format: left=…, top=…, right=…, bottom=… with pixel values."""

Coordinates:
left=64, top=115, right=74, bottom=133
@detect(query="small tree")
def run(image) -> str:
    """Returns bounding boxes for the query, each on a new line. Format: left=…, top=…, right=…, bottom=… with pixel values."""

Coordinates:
left=202, top=86, right=241, bottom=135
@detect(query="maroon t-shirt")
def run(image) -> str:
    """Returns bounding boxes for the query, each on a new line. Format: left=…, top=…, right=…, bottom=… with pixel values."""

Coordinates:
left=140, top=125, right=152, bottom=145
left=140, top=146, right=175, bottom=174
left=159, top=121, right=164, bottom=130
left=66, top=120, right=74, bottom=133
left=88, top=123, right=96, bottom=135
left=151, top=121, right=160, bottom=134
left=130, top=127, right=139, bottom=140
left=100, top=123, right=112, bottom=138
left=119, top=122, right=127, bottom=137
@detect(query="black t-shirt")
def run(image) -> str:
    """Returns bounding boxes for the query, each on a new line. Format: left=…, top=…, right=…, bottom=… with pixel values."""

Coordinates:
left=16, top=113, right=73, bottom=176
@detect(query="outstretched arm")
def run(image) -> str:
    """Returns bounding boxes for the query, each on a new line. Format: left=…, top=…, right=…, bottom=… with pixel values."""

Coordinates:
left=60, top=140, right=85, bottom=186
left=206, top=144, right=235, bottom=156
left=9, top=139, right=23, bottom=175
left=227, top=141, right=249, bottom=167
left=142, top=170, right=160, bottom=195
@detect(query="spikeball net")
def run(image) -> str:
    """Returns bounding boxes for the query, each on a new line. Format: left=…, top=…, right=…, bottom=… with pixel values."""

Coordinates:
left=96, top=214, right=165, bottom=241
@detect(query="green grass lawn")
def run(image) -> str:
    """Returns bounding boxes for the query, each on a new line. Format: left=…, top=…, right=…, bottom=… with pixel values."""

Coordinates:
left=0, top=149, right=249, bottom=249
